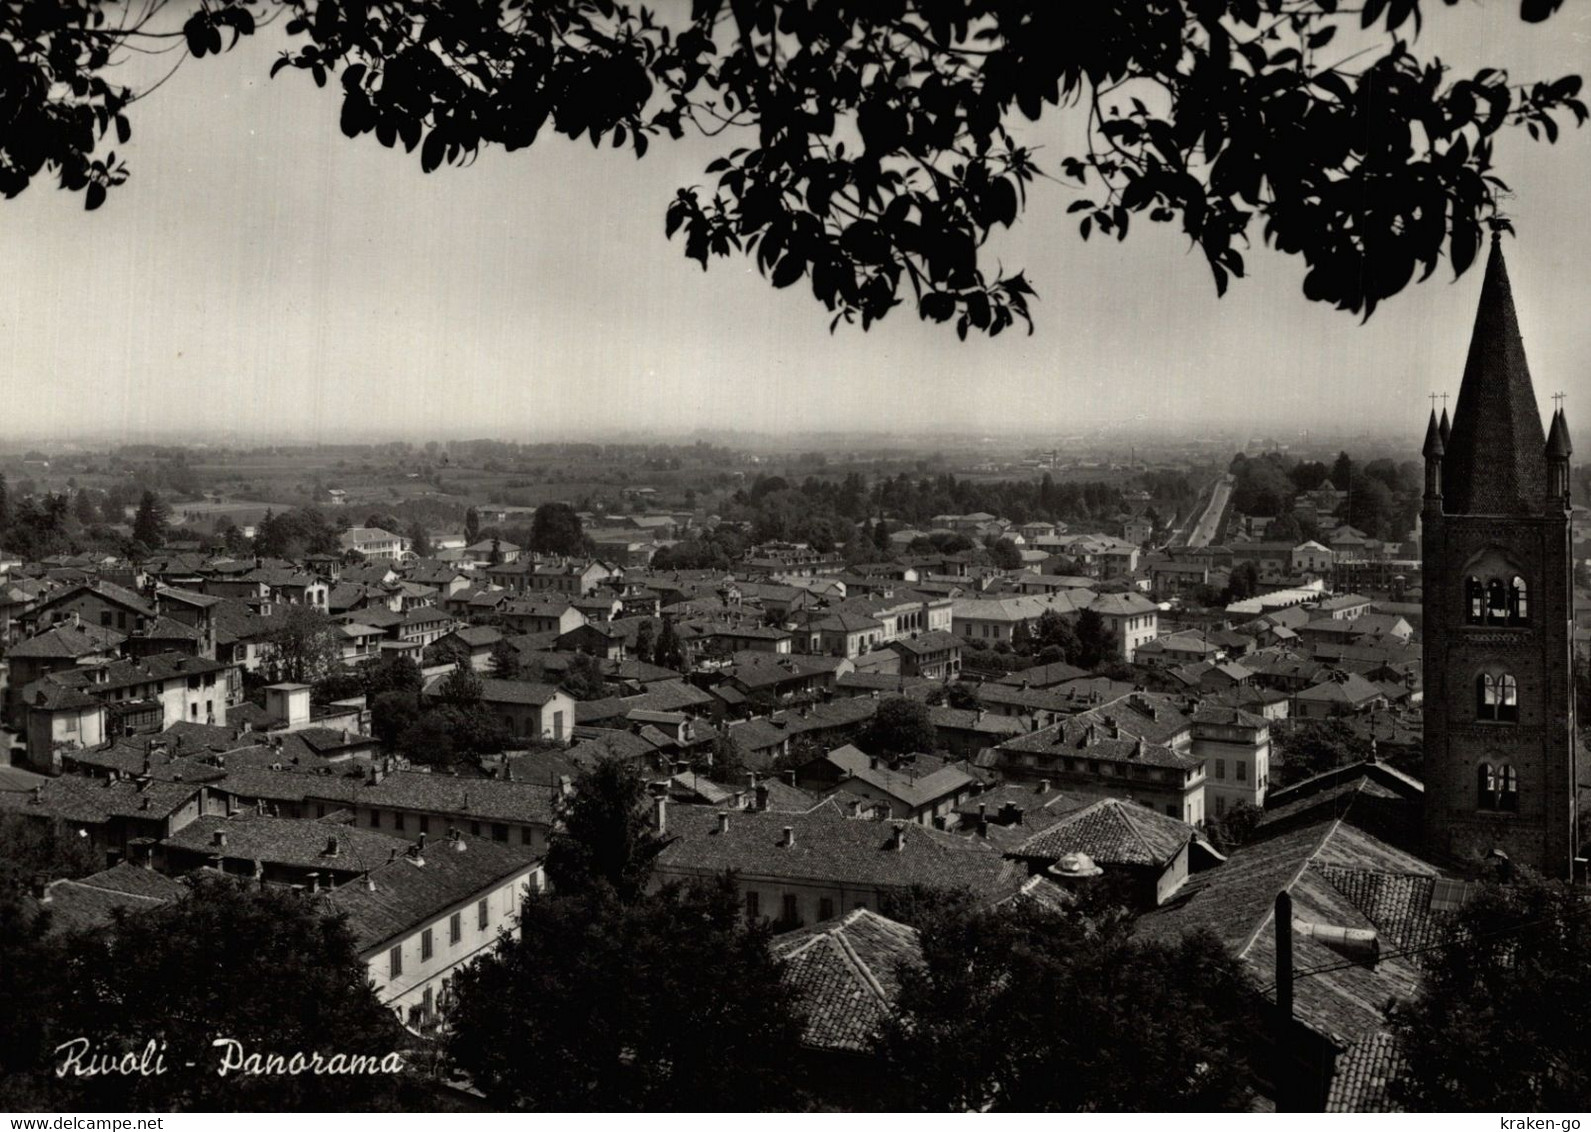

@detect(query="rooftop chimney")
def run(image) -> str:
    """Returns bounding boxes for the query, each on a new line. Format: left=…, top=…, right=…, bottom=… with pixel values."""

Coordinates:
left=781, top=826, right=795, bottom=849
left=889, top=823, right=906, bottom=852
left=716, top=811, right=731, bottom=835
left=653, top=793, right=668, bottom=834
left=213, top=830, right=227, bottom=849
left=324, top=835, right=339, bottom=858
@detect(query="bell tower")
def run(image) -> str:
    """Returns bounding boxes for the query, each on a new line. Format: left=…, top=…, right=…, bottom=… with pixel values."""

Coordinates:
left=1421, top=236, right=1578, bottom=878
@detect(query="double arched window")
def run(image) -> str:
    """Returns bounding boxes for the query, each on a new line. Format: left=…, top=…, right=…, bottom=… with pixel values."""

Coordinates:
left=1466, top=575, right=1529, bottom=625
left=1477, top=763, right=1519, bottom=812
left=1476, top=673, right=1519, bottom=722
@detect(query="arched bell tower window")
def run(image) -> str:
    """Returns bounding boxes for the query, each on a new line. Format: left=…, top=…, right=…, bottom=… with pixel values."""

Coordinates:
left=1476, top=672, right=1519, bottom=722
left=1464, top=566, right=1530, bottom=627
left=1486, top=579, right=1509, bottom=624
left=1477, top=762, right=1520, bottom=812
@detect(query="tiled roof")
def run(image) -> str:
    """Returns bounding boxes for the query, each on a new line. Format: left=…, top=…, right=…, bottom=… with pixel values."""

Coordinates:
left=995, top=661, right=1088, bottom=687
left=774, top=909, right=922, bottom=1053
left=450, top=626, right=503, bottom=647
left=331, top=769, right=559, bottom=827
left=323, top=833, right=541, bottom=952
left=8, top=622, right=125, bottom=659
left=927, top=706, right=1029, bottom=737
left=471, top=679, right=563, bottom=707
left=1324, top=1031, right=1408, bottom=1113
left=32, top=863, right=188, bottom=934
left=1138, top=818, right=1438, bottom=1053
left=163, top=813, right=407, bottom=870
left=887, top=629, right=961, bottom=655
left=0, top=776, right=199, bottom=824
left=18, top=680, right=101, bottom=711
left=46, top=651, right=227, bottom=694
left=826, top=748, right=977, bottom=809
left=658, top=802, right=1018, bottom=894
left=38, top=581, right=155, bottom=617
left=1295, top=673, right=1386, bottom=705
left=1012, top=798, right=1196, bottom=868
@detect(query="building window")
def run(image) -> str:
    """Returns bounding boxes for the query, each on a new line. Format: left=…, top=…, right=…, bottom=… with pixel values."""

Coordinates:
left=470, top=821, right=482, bottom=837
left=393, top=812, right=405, bottom=832
left=419, top=815, right=429, bottom=834
left=521, top=826, right=534, bottom=846
left=1477, top=673, right=1519, bottom=722
left=369, top=809, right=381, bottom=828
left=477, top=898, right=489, bottom=931
left=492, top=823, right=508, bottom=842
left=1236, top=761, right=1247, bottom=782
left=1467, top=576, right=1485, bottom=624
left=819, top=897, right=834, bottom=921
left=1510, top=576, right=1529, bottom=623
left=1486, top=578, right=1509, bottom=623
left=1477, top=763, right=1519, bottom=812
left=450, top=912, right=462, bottom=945
left=1215, top=759, right=1226, bottom=780
left=389, top=946, right=402, bottom=978
left=782, top=894, right=798, bottom=924
left=421, top=928, right=433, bottom=961
left=746, top=891, right=760, bottom=920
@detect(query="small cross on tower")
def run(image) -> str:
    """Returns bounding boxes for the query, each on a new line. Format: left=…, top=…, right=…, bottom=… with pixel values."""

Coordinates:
left=1553, top=392, right=1566, bottom=412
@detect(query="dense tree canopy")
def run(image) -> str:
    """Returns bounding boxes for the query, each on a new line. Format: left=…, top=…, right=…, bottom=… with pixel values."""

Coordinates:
left=1391, top=871, right=1591, bottom=1110
left=262, top=603, right=342, bottom=685
left=543, top=756, right=668, bottom=902
left=0, top=878, right=415, bottom=1111
left=8, top=1, right=1583, bottom=333
left=528, top=502, right=589, bottom=557
left=876, top=899, right=1261, bottom=1111
left=445, top=877, right=802, bottom=1110
left=863, top=695, right=938, bottom=756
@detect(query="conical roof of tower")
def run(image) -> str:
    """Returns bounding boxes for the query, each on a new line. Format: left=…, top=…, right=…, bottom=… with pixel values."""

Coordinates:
left=1547, top=407, right=1573, bottom=460
left=1422, top=409, right=1444, bottom=458
left=1442, top=237, right=1549, bottom=514
left=1438, top=407, right=1451, bottom=448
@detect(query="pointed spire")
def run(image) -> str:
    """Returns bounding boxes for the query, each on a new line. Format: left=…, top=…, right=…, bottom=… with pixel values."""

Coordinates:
left=1547, top=407, right=1573, bottom=460
left=1422, top=409, right=1445, bottom=458
left=1438, top=407, right=1451, bottom=448
left=1441, top=237, right=1550, bottom=514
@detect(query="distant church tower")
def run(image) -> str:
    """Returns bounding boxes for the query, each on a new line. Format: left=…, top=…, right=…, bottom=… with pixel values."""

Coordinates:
left=1421, top=236, right=1578, bottom=878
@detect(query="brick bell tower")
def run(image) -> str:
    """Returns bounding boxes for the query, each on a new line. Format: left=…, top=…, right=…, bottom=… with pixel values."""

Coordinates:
left=1421, top=235, right=1578, bottom=878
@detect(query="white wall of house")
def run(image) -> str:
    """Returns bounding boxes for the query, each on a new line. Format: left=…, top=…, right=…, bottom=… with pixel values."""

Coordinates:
left=364, top=869, right=541, bottom=1029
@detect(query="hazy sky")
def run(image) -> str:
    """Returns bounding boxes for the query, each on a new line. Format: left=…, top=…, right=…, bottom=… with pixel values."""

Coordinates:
left=3, top=2, right=1590, bottom=445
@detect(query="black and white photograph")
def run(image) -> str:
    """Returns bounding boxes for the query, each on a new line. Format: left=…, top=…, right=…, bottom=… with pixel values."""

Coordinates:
left=0, top=0, right=1589, bottom=1116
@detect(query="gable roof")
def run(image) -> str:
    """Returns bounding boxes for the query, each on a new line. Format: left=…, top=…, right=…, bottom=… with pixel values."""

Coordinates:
left=322, top=834, right=541, bottom=953
left=658, top=803, right=1017, bottom=894
left=31, top=862, right=188, bottom=935
left=8, top=622, right=126, bottom=659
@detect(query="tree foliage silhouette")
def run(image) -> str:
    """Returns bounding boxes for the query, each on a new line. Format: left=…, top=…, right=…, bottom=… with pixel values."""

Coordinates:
left=6, top=1, right=1583, bottom=328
